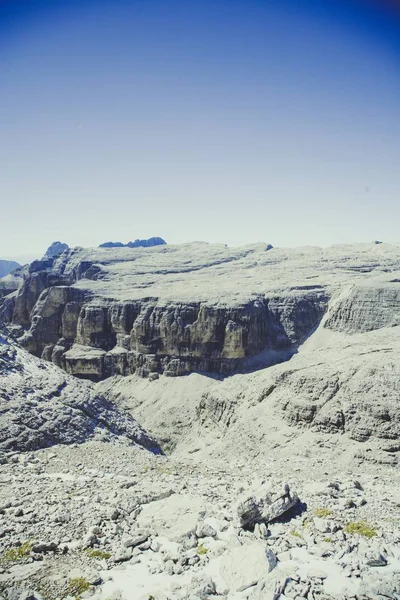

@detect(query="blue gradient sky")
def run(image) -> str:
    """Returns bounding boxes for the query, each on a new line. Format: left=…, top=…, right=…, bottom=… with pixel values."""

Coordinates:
left=1, top=0, right=400, bottom=259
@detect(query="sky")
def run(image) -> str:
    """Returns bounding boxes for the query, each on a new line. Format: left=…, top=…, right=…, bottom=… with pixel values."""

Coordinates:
left=1, top=0, right=400, bottom=261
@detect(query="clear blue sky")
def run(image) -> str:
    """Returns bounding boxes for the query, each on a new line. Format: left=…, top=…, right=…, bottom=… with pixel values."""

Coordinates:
left=1, top=0, right=400, bottom=260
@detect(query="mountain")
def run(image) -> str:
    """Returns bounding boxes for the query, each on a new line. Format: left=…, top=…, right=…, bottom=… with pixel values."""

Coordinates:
left=42, top=240, right=69, bottom=259
left=99, top=237, right=166, bottom=248
left=3, top=241, right=398, bottom=382
left=0, top=259, right=20, bottom=278
left=0, top=331, right=160, bottom=453
left=1, top=241, right=400, bottom=600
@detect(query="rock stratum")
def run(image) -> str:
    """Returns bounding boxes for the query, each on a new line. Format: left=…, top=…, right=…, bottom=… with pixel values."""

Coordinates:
left=1, top=242, right=399, bottom=383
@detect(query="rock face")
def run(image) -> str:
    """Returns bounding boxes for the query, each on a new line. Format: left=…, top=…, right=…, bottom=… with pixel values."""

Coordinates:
left=0, top=332, right=160, bottom=453
left=42, top=241, right=69, bottom=260
left=99, top=237, right=166, bottom=248
left=1, top=242, right=400, bottom=382
left=0, top=259, right=20, bottom=278
left=324, top=281, right=400, bottom=333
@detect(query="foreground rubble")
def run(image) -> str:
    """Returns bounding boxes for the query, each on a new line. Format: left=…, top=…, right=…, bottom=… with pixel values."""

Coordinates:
left=0, top=438, right=399, bottom=600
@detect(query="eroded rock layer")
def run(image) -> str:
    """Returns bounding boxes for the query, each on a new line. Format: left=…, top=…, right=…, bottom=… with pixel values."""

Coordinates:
left=1, top=242, right=400, bottom=380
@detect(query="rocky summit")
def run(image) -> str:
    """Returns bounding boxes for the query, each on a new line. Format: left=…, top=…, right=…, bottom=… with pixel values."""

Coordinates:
left=99, top=237, right=167, bottom=249
left=42, top=242, right=70, bottom=261
left=0, top=241, right=399, bottom=600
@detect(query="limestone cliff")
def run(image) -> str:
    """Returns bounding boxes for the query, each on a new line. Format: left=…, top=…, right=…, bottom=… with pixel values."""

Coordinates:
left=1, top=242, right=399, bottom=381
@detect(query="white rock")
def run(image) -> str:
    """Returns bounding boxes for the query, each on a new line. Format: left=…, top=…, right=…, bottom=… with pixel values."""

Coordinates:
left=220, top=542, right=277, bottom=592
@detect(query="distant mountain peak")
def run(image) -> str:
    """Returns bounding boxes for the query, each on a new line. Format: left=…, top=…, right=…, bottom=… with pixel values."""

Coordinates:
left=0, top=259, right=21, bottom=279
left=99, top=237, right=166, bottom=249
left=42, top=241, right=69, bottom=260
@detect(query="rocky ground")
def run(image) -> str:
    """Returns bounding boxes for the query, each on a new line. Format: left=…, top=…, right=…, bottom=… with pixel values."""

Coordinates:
left=0, top=433, right=399, bottom=600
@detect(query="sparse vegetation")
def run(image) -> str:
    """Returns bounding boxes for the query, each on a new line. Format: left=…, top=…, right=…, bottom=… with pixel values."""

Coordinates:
left=324, top=536, right=333, bottom=543
left=155, top=465, right=174, bottom=475
left=302, top=518, right=312, bottom=529
left=85, top=548, right=111, bottom=559
left=67, top=577, right=91, bottom=596
left=290, top=529, right=301, bottom=538
left=344, top=521, right=377, bottom=539
left=197, top=543, right=208, bottom=555
left=314, top=507, right=333, bottom=518
left=0, top=541, right=32, bottom=563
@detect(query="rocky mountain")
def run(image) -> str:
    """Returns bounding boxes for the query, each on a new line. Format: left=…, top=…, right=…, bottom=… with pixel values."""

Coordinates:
left=0, top=241, right=400, bottom=599
left=1, top=242, right=399, bottom=383
left=0, top=259, right=20, bottom=278
left=42, top=241, right=69, bottom=260
left=0, top=331, right=160, bottom=453
left=99, top=237, right=166, bottom=248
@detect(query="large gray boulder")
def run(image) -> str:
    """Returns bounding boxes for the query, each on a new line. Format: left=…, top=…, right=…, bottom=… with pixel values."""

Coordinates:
left=236, top=483, right=299, bottom=529
left=220, top=543, right=277, bottom=592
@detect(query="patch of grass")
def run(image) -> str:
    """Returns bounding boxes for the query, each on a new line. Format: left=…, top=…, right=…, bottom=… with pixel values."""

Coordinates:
left=155, top=465, right=174, bottom=475
left=323, top=536, right=333, bottom=543
left=290, top=529, right=301, bottom=538
left=344, top=521, right=377, bottom=539
left=85, top=548, right=111, bottom=560
left=0, top=541, right=32, bottom=563
left=67, top=577, right=91, bottom=596
left=314, top=508, right=333, bottom=518
left=302, top=518, right=312, bottom=529
left=197, top=543, right=208, bottom=555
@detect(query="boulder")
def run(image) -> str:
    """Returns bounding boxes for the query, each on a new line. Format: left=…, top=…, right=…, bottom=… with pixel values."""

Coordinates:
left=220, top=543, right=277, bottom=592
left=237, top=483, right=299, bottom=529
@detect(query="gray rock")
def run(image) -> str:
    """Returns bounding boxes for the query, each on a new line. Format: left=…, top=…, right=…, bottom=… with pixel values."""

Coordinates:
left=42, top=241, right=69, bottom=260
left=196, top=522, right=217, bottom=539
left=190, top=574, right=216, bottom=599
left=113, top=547, right=132, bottom=563
left=123, top=531, right=150, bottom=548
left=220, top=543, right=277, bottom=592
left=237, top=484, right=299, bottom=529
left=0, top=336, right=161, bottom=454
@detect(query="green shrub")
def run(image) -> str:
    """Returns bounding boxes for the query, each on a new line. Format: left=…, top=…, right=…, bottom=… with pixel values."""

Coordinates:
left=290, top=529, right=301, bottom=538
left=197, top=543, right=208, bottom=555
left=85, top=548, right=111, bottom=560
left=0, top=541, right=32, bottom=563
left=344, top=521, right=377, bottom=539
left=314, top=508, right=333, bottom=518
left=67, top=577, right=91, bottom=596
